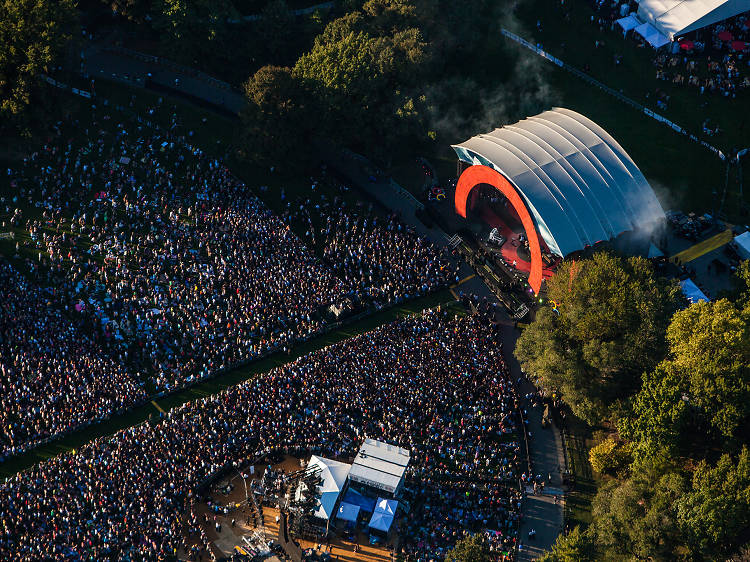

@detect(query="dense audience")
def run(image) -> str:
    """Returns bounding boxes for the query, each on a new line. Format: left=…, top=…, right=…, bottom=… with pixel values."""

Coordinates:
left=0, top=260, right=146, bottom=457
left=0, top=100, right=452, bottom=455
left=0, top=310, right=521, bottom=560
left=286, top=195, right=457, bottom=308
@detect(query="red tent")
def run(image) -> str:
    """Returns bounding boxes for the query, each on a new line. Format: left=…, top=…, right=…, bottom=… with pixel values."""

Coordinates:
left=731, top=41, right=747, bottom=51
left=679, top=39, right=695, bottom=50
left=717, top=30, right=734, bottom=41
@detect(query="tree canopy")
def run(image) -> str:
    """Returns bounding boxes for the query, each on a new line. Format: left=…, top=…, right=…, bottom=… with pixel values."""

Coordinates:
left=621, top=298, right=750, bottom=464
left=444, top=533, right=492, bottom=562
left=515, top=253, right=683, bottom=424
left=538, top=526, right=597, bottom=562
left=0, top=0, right=77, bottom=126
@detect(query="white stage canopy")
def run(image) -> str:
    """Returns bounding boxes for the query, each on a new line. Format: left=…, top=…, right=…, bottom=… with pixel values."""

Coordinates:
left=735, top=231, right=750, bottom=259
left=617, top=14, right=642, bottom=31
left=348, top=439, right=410, bottom=495
left=635, top=22, right=673, bottom=47
left=304, top=456, right=351, bottom=520
left=637, top=0, right=750, bottom=41
left=680, top=278, right=710, bottom=303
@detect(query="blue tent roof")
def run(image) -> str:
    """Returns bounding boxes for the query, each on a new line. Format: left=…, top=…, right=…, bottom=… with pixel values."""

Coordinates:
left=368, top=511, right=394, bottom=532
left=342, top=489, right=376, bottom=513
left=336, top=502, right=361, bottom=523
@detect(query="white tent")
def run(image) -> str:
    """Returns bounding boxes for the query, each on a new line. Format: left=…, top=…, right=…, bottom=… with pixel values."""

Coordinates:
left=304, top=456, right=351, bottom=521
left=635, top=21, right=673, bottom=47
left=616, top=14, right=642, bottom=32
left=637, top=0, right=750, bottom=41
left=348, top=439, right=410, bottom=495
left=735, top=231, right=750, bottom=259
left=680, top=278, right=710, bottom=303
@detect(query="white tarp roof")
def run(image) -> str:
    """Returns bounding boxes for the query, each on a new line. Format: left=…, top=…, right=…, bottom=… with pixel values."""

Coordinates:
left=637, top=0, right=750, bottom=40
left=453, top=108, right=666, bottom=258
left=680, top=278, right=710, bottom=303
left=617, top=14, right=642, bottom=31
left=374, top=497, right=398, bottom=516
left=634, top=22, right=673, bottom=47
left=735, top=231, right=750, bottom=259
left=348, top=439, right=410, bottom=494
left=306, top=455, right=351, bottom=520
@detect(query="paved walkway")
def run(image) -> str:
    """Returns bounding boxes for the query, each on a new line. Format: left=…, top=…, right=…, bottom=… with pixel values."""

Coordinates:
left=83, top=44, right=246, bottom=113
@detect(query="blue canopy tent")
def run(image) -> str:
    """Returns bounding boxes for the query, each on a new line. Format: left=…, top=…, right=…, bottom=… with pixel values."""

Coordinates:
left=336, top=502, right=361, bottom=523
left=368, top=497, right=398, bottom=534
left=342, top=489, right=376, bottom=513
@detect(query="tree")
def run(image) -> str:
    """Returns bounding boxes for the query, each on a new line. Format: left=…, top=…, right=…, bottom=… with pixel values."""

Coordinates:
left=0, top=0, right=77, bottom=125
left=589, top=438, right=631, bottom=476
left=444, top=533, right=492, bottom=562
left=240, top=65, right=316, bottom=165
left=154, top=0, right=238, bottom=63
left=591, top=463, right=687, bottom=560
left=515, top=253, right=683, bottom=425
left=622, top=299, right=750, bottom=463
left=539, top=526, right=597, bottom=562
left=677, top=447, right=750, bottom=558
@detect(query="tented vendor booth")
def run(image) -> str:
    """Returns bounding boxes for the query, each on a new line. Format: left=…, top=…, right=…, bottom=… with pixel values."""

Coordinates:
left=680, top=278, right=710, bottom=303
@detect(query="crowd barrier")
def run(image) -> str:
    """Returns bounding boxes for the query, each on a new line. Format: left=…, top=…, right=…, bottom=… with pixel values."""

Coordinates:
left=500, top=29, right=726, bottom=160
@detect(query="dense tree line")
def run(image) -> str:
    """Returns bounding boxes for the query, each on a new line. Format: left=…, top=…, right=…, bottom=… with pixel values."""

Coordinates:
left=519, top=256, right=750, bottom=560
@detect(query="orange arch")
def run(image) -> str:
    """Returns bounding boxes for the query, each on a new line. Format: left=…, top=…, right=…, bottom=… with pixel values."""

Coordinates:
left=455, top=165, right=543, bottom=295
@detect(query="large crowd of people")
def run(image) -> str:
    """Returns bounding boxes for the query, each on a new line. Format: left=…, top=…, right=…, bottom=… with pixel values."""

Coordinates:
left=0, top=310, right=522, bottom=560
left=286, top=195, right=457, bottom=309
left=0, top=260, right=146, bottom=457
left=0, top=100, right=453, bottom=455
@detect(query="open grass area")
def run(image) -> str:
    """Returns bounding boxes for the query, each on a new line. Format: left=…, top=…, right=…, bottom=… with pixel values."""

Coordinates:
left=0, top=289, right=457, bottom=479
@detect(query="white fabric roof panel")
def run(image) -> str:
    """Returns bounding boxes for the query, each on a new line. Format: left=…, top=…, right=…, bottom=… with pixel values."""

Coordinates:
left=306, top=455, right=351, bottom=520
left=452, top=108, right=666, bottom=258
left=348, top=439, right=410, bottom=494
left=637, top=0, right=750, bottom=40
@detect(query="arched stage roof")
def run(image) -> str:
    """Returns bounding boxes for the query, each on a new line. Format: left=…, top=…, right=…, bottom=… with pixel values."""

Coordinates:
left=452, top=108, right=665, bottom=260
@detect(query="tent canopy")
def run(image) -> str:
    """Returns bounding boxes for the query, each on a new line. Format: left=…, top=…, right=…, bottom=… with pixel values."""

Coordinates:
left=336, top=502, right=361, bottom=523
left=637, top=0, right=750, bottom=40
left=374, top=498, right=398, bottom=517
left=368, top=511, right=395, bottom=533
left=735, top=231, right=750, bottom=259
left=305, top=455, right=351, bottom=520
left=342, top=488, right=377, bottom=513
left=680, top=278, right=710, bottom=303
left=617, top=14, right=642, bottom=31
left=348, top=439, right=410, bottom=495
left=635, top=22, right=672, bottom=47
